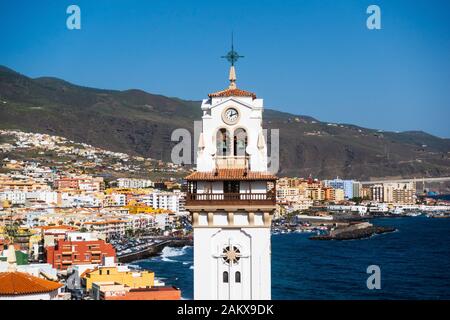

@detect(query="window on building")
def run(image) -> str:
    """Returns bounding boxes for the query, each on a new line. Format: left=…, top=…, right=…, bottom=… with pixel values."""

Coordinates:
left=233, top=128, right=247, bottom=156
left=223, top=271, right=229, bottom=283
left=106, top=270, right=110, bottom=275
left=235, top=271, right=241, bottom=283
left=224, top=181, right=240, bottom=194
left=217, top=128, right=231, bottom=156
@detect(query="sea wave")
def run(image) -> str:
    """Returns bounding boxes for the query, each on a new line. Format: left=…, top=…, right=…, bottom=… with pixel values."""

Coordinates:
left=161, top=257, right=177, bottom=262
left=160, top=246, right=189, bottom=262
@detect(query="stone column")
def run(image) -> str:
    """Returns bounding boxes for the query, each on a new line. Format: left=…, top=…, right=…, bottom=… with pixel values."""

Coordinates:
left=192, top=212, right=199, bottom=227
left=227, top=211, right=234, bottom=226
left=263, top=212, right=271, bottom=227
left=207, top=212, right=214, bottom=226
left=248, top=211, right=255, bottom=226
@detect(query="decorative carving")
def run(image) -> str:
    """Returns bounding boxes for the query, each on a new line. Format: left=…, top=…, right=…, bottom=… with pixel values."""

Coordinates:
left=222, top=245, right=241, bottom=265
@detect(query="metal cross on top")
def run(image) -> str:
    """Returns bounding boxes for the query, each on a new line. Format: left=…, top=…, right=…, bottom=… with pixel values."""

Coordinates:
left=221, top=33, right=244, bottom=66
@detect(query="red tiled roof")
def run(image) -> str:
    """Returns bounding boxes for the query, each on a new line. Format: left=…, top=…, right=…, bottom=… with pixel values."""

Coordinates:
left=80, top=267, right=97, bottom=278
left=208, top=88, right=256, bottom=99
left=185, top=169, right=277, bottom=181
left=0, top=272, right=62, bottom=296
left=37, top=225, right=78, bottom=231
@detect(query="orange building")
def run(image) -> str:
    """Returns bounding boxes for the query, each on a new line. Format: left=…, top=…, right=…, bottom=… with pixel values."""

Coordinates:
left=93, top=283, right=181, bottom=300
left=46, top=238, right=116, bottom=270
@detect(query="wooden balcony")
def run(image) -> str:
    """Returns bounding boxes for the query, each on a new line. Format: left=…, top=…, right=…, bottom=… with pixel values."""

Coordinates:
left=186, top=192, right=276, bottom=206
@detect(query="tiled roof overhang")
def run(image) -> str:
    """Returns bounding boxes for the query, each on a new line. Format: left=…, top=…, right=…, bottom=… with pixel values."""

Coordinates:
left=0, top=272, right=62, bottom=295
left=208, top=88, right=257, bottom=99
left=186, top=169, right=277, bottom=181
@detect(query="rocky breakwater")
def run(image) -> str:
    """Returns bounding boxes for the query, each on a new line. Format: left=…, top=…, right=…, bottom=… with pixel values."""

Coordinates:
left=310, top=221, right=396, bottom=241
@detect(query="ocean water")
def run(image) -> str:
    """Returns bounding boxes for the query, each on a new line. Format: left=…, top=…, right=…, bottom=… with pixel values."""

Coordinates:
left=135, top=217, right=450, bottom=299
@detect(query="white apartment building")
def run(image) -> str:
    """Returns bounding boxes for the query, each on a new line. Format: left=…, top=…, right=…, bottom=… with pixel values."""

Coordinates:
left=291, top=199, right=314, bottom=211
left=383, top=182, right=415, bottom=204
left=276, top=187, right=300, bottom=204
left=0, top=190, right=58, bottom=206
left=60, top=193, right=101, bottom=208
left=103, top=193, right=127, bottom=207
left=82, top=220, right=131, bottom=238
left=154, top=213, right=169, bottom=230
left=142, top=191, right=180, bottom=213
left=0, top=191, right=26, bottom=205
left=117, top=178, right=154, bottom=189
left=370, top=182, right=416, bottom=204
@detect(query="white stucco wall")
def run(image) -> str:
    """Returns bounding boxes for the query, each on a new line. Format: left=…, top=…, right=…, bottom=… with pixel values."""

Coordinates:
left=197, top=97, right=268, bottom=172
left=194, top=227, right=271, bottom=300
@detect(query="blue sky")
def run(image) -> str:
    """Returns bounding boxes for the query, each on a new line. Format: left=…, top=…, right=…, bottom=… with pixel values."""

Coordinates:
left=1, top=0, right=449, bottom=137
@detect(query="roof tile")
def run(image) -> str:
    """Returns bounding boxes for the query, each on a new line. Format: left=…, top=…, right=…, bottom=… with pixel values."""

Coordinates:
left=208, top=88, right=256, bottom=99
left=186, top=169, right=277, bottom=181
left=0, top=272, right=62, bottom=296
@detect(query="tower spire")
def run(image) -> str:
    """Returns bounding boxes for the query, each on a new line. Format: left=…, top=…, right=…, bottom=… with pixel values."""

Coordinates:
left=221, top=32, right=244, bottom=89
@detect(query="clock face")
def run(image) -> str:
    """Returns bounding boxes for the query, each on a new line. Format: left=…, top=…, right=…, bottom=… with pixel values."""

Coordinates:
left=223, top=107, right=239, bottom=124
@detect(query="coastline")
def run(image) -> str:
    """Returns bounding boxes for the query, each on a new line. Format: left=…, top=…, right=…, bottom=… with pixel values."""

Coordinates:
left=117, top=238, right=193, bottom=263
left=309, top=225, right=396, bottom=241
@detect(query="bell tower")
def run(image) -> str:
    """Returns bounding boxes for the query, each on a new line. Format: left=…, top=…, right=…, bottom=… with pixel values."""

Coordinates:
left=185, top=39, right=277, bottom=300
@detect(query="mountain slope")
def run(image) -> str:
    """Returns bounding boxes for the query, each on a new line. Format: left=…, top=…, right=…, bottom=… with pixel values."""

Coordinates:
left=1, top=65, right=449, bottom=179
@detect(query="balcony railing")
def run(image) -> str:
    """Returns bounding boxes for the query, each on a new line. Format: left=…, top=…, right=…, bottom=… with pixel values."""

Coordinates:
left=186, top=192, right=276, bottom=206
left=215, top=156, right=249, bottom=169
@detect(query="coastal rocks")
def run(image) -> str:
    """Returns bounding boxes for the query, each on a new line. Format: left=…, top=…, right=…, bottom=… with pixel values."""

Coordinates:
left=310, top=225, right=396, bottom=241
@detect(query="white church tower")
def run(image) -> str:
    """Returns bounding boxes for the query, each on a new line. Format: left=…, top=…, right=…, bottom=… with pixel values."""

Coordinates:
left=185, top=41, right=277, bottom=300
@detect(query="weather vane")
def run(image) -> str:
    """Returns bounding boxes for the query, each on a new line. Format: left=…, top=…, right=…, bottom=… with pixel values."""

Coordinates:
left=221, top=32, right=244, bottom=66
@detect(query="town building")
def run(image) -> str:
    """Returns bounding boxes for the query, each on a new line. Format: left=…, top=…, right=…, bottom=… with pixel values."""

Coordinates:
left=54, top=176, right=104, bottom=192
left=370, top=184, right=384, bottom=202
left=83, top=220, right=131, bottom=238
left=383, top=182, right=415, bottom=204
left=91, top=282, right=181, bottom=300
left=46, top=233, right=116, bottom=270
left=369, top=182, right=416, bottom=204
left=142, top=191, right=181, bottom=213
left=82, top=257, right=154, bottom=292
left=323, top=178, right=360, bottom=199
left=117, top=178, right=154, bottom=189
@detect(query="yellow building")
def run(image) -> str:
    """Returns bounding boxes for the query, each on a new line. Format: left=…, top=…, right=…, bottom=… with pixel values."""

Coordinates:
left=126, top=201, right=172, bottom=215
left=308, top=187, right=325, bottom=201
left=334, top=188, right=345, bottom=202
left=1, top=200, right=11, bottom=209
left=83, top=264, right=154, bottom=291
left=105, top=188, right=152, bottom=195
